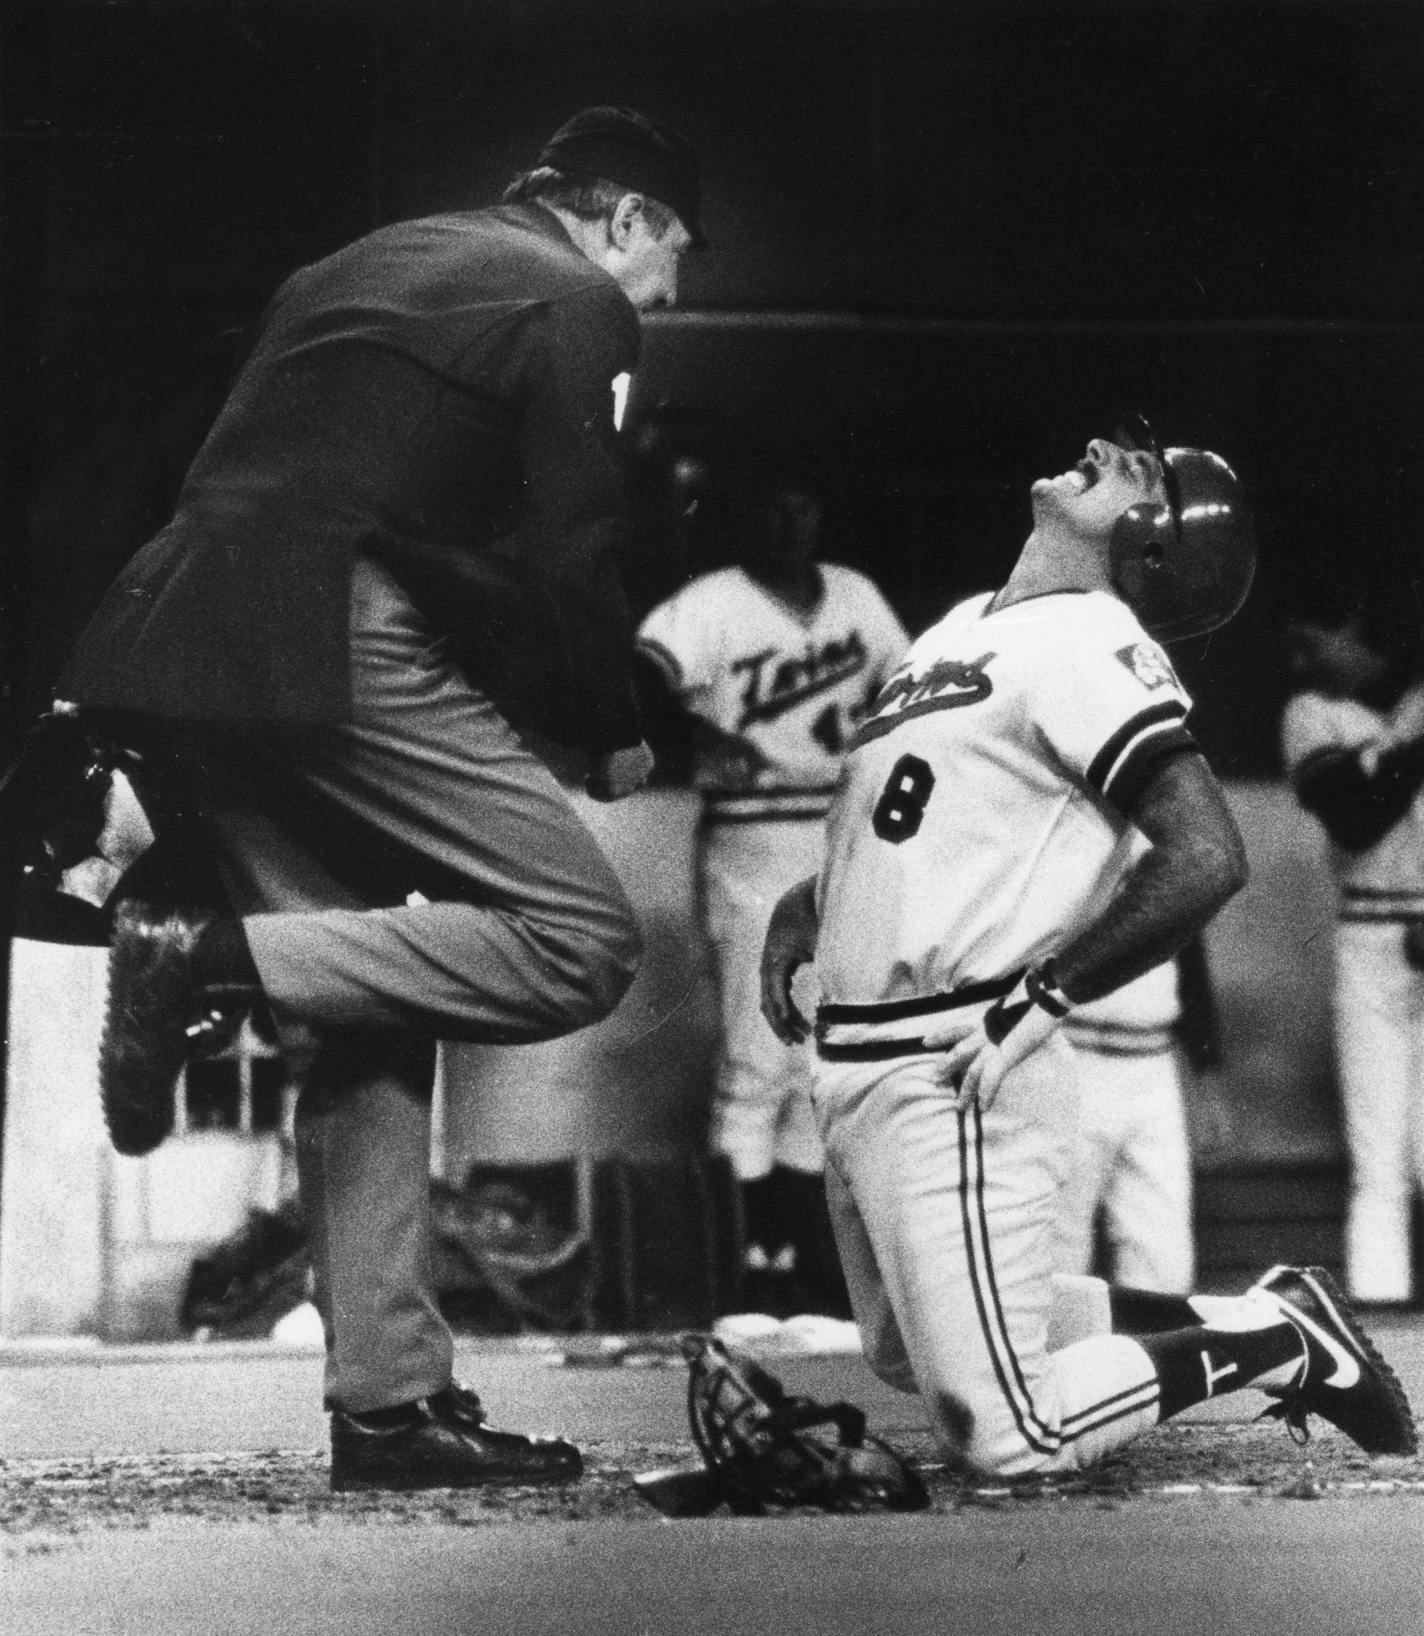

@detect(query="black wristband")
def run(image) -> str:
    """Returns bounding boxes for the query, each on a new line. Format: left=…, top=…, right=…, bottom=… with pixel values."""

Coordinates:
left=983, top=959, right=1073, bottom=1046
left=1026, top=958, right=1073, bottom=1018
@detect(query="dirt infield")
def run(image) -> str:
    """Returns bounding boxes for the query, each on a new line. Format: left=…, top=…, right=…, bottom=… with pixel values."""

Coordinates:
left=4, top=1419, right=1422, bottom=1544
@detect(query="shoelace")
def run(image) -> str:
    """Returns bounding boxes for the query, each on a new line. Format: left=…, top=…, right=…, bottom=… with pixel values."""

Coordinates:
left=1256, top=1396, right=1312, bottom=1445
left=1254, top=1330, right=1314, bottom=1446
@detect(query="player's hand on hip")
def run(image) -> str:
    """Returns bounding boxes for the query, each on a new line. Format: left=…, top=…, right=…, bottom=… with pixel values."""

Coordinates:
left=760, top=877, right=820, bottom=1045
left=921, top=1015, right=995, bottom=1107
left=929, top=963, right=1074, bottom=1112
left=935, top=1025, right=1013, bottom=1111
left=586, top=741, right=655, bottom=802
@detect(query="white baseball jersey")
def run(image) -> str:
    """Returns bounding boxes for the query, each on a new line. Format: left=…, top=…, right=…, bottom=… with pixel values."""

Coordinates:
left=637, top=564, right=908, bottom=822
left=638, top=563, right=908, bottom=1180
left=810, top=589, right=1205, bottom=1476
left=1280, top=684, right=1424, bottom=918
left=815, top=589, right=1196, bottom=1017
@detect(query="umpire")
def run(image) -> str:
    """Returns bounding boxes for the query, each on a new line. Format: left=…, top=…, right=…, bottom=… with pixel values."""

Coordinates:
left=58, top=107, right=704, bottom=1491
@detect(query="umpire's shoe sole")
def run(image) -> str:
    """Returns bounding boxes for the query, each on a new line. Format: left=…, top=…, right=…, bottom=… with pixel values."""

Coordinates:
left=99, top=899, right=212, bottom=1156
left=329, top=1386, right=583, bottom=1492
left=1254, top=1264, right=1418, bottom=1455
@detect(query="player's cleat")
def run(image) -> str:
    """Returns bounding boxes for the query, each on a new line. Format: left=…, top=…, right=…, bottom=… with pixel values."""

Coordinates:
left=99, top=899, right=252, bottom=1156
left=329, top=1383, right=583, bottom=1492
left=1252, top=1264, right=1418, bottom=1455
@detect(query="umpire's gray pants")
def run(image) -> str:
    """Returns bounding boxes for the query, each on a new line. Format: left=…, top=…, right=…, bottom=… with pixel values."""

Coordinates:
left=180, top=559, right=641, bottom=1410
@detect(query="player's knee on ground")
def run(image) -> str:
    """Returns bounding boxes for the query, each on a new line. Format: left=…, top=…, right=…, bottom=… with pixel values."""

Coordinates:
left=927, top=1388, right=1063, bottom=1479
left=932, top=1331, right=1162, bottom=1479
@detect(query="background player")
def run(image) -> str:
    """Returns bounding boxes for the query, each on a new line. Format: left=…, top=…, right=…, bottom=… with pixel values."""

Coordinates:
left=1056, top=940, right=1221, bottom=1293
left=637, top=465, right=908, bottom=1315
left=1281, top=593, right=1424, bottom=1306
left=760, top=420, right=1416, bottom=1475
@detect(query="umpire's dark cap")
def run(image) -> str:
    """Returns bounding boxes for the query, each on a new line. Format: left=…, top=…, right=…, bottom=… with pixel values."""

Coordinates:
left=539, top=106, right=707, bottom=248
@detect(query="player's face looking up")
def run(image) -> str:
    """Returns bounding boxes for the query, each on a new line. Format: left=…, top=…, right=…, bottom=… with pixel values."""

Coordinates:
left=1031, top=439, right=1168, bottom=541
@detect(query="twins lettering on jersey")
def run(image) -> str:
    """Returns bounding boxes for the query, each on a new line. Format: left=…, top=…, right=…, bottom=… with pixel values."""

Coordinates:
left=847, top=630, right=1192, bottom=816
left=850, top=652, right=996, bottom=749
left=733, top=630, right=870, bottom=730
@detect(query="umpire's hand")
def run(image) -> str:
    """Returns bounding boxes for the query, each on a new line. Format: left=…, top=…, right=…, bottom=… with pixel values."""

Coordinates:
left=586, top=740, right=655, bottom=802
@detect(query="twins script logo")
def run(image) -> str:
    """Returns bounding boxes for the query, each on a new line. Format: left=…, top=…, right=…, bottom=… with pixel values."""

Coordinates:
left=733, top=631, right=869, bottom=729
left=849, top=652, right=996, bottom=748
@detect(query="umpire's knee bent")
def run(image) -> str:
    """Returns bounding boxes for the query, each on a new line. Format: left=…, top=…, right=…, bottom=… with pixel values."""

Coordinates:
left=560, top=901, right=644, bottom=1025
left=525, top=888, right=644, bottom=1035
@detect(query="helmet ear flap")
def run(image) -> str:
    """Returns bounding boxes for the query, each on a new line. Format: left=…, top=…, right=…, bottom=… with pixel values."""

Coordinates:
left=1110, top=500, right=1175, bottom=620
left=1109, top=448, right=1255, bottom=643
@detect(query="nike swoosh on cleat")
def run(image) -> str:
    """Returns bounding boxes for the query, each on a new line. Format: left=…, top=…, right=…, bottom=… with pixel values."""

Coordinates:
left=1275, top=1297, right=1363, bottom=1389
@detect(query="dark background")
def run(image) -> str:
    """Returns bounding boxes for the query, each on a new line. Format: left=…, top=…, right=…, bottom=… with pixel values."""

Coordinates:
left=1, top=0, right=1421, bottom=780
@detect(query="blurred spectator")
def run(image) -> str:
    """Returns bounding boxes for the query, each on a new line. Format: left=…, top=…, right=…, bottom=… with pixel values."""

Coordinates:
left=637, top=466, right=909, bottom=1315
left=1055, top=940, right=1222, bottom=1294
left=1280, top=593, right=1424, bottom=1305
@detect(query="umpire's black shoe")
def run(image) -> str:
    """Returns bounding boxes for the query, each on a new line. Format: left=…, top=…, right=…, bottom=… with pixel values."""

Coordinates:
left=99, top=899, right=249, bottom=1156
left=1253, top=1265, right=1418, bottom=1455
left=329, top=1383, right=583, bottom=1492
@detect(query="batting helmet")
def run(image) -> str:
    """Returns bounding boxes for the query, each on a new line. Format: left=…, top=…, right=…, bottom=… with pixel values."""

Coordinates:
left=1109, top=414, right=1256, bottom=643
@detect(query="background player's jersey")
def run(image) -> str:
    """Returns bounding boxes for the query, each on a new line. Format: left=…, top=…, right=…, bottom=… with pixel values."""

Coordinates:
left=815, top=589, right=1196, bottom=1007
left=1280, top=685, right=1424, bottom=915
left=637, top=564, right=908, bottom=821
left=1064, top=960, right=1181, bottom=1054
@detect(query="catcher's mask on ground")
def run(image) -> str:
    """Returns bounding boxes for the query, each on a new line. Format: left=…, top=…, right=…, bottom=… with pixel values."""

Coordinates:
left=634, top=1334, right=929, bottom=1516
left=1109, top=412, right=1256, bottom=643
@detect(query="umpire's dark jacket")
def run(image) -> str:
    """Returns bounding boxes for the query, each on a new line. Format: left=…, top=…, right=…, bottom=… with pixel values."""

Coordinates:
left=61, top=203, right=644, bottom=753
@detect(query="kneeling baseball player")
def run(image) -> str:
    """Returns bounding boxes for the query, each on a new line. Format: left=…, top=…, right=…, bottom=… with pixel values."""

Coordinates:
left=760, top=418, right=1417, bottom=1476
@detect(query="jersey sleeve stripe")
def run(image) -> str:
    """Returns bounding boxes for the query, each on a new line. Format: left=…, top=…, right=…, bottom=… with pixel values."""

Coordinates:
left=1085, top=700, right=1188, bottom=792
left=1086, top=701, right=1195, bottom=806
left=635, top=636, right=684, bottom=687
left=1100, top=727, right=1199, bottom=814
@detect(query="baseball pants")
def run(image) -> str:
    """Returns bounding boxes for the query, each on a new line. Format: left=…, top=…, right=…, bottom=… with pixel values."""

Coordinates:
left=699, top=817, right=825, bottom=1180
left=1334, top=919, right=1424, bottom=1303
left=814, top=1034, right=1163, bottom=1476
left=177, top=557, right=642, bottom=1410
left=1055, top=1041, right=1194, bottom=1293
